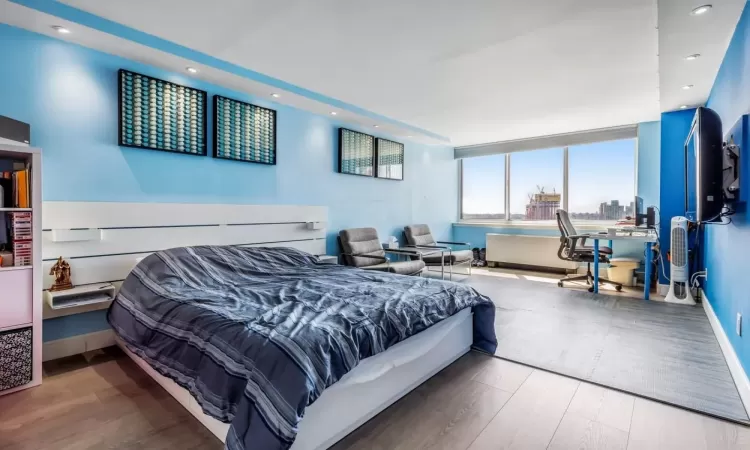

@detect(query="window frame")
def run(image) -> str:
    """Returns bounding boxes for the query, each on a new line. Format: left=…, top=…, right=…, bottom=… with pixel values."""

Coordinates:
left=458, top=139, right=637, bottom=227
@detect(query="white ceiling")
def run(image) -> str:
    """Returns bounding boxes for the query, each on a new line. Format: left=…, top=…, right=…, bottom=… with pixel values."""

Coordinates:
left=59, top=0, right=662, bottom=146
left=3, top=0, right=748, bottom=146
left=657, top=0, right=746, bottom=113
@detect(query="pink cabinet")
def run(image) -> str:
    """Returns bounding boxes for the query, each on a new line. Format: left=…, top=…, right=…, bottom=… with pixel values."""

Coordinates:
left=0, top=269, right=32, bottom=329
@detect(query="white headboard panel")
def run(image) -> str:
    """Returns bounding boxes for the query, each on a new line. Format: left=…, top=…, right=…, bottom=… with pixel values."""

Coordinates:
left=42, top=202, right=328, bottom=288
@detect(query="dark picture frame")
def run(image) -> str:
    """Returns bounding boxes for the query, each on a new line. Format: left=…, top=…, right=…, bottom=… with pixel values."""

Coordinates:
left=213, top=95, right=277, bottom=165
left=118, top=69, right=207, bottom=156
left=338, top=128, right=375, bottom=177
left=375, top=138, right=405, bottom=181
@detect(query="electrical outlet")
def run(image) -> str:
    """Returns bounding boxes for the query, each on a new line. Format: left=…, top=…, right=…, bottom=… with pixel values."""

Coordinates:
left=737, top=313, right=742, bottom=337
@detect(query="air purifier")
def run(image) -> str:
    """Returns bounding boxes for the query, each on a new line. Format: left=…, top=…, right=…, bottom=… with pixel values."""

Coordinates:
left=665, top=216, right=696, bottom=305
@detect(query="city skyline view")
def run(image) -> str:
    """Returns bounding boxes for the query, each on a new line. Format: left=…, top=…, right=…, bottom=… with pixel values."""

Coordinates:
left=462, top=139, right=636, bottom=221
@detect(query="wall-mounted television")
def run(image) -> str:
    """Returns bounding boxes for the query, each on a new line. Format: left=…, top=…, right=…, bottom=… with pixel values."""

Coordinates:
left=684, top=107, right=724, bottom=223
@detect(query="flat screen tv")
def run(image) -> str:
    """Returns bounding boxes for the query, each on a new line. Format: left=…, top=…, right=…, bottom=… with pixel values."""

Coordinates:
left=685, top=107, right=724, bottom=223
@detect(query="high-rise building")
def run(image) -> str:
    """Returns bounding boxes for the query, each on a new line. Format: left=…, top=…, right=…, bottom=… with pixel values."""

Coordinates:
left=525, top=189, right=561, bottom=220
left=599, top=200, right=625, bottom=220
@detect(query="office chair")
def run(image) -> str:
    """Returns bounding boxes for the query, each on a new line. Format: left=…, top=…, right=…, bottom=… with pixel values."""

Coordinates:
left=555, top=209, right=622, bottom=292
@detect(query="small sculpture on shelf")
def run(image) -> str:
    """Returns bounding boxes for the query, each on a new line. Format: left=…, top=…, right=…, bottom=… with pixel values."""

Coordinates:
left=49, top=256, right=73, bottom=292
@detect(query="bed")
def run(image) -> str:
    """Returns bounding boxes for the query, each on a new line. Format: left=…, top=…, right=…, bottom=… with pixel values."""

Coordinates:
left=108, top=245, right=497, bottom=450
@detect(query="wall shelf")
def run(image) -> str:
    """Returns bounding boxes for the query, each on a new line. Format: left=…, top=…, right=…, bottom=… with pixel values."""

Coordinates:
left=0, top=143, right=42, bottom=396
left=0, top=265, right=32, bottom=272
left=43, top=299, right=112, bottom=320
left=0, top=322, right=32, bottom=333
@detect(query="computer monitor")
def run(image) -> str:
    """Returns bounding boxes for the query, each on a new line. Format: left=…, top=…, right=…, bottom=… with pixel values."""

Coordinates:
left=634, top=196, right=655, bottom=228
left=634, top=197, right=644, bottom=225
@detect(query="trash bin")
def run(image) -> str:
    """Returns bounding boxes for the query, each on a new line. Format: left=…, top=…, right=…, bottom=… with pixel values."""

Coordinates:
left=607, top=258, right=640, bottom=287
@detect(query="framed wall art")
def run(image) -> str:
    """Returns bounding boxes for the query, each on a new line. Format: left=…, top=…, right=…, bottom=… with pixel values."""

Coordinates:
left=338, top=128, right=375, bottom=177
left=375, top=138, right=404, bottom=181
left=118, top=69, right=207, bottom=155
left=213, top=95, right=277, bottom=165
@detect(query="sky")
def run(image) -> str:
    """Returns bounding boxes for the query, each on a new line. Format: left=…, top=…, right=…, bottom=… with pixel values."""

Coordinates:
left=462, top=139, right=636, bottom=215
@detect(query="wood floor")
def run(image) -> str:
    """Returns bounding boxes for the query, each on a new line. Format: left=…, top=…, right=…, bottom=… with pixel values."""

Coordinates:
left=1, top=348, right=749, bottom=450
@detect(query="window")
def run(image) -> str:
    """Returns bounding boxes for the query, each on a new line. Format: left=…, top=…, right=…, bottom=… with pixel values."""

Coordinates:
left=461, top=154, right=505, bottom=220
left=460, top=138, right=636, bottom=223
left=509, top=148, right=564, bottom=221
left=568, top=139, right=635, bottom=221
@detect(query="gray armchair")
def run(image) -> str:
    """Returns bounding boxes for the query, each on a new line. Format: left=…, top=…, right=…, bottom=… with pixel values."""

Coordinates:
left=403, top=224, right=473, bottom=279
left=338, top=227, right=425, bottom=276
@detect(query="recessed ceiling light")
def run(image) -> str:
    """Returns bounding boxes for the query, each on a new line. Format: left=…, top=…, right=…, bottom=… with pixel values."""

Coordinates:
left=271, top=93, right=280, bottom=98
left=186, top=67, right=198, bottom=74
left=691, top=5, right=712, bottom=15
left=330, top=111, right=337, bottom=116
left=680, top=105, right=688, bottom=109
left=374, top=125, right=380, bottom=128
left=406, top=135, right=413, bottom=138
left=685, top=54, right=701, bottom=61
left=51, top=26, right=70, bottom=34
left=682, top=84, right=694, bottom=90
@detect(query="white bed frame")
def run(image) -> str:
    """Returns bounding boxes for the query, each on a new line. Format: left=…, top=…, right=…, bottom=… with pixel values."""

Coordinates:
left=43, top=201, right=472, bottom=449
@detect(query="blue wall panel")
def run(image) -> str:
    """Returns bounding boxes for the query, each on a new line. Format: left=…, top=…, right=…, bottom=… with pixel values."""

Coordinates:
left=637, top=121, right=661, bottom=210
left=703, top=1, right=750, bottom=375
left=0, top=25, right=457, bottom=341
left=658, top=109, right=697, bottom=283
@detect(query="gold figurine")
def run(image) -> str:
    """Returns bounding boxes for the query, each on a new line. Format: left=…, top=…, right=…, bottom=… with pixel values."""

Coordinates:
left=49, top=256, right=73, bottom=291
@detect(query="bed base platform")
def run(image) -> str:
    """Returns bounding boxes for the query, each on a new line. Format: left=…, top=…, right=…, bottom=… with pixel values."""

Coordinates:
left=117, top=309, right=473, bottom=450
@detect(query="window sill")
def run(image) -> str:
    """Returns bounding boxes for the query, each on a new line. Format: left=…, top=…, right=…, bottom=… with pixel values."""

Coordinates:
left=454, top=220, right=618, bottom=231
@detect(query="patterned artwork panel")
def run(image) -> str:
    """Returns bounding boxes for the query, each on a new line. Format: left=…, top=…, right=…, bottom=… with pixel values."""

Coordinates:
left=213, top=96, right=276, bottom=164
left=376, top=138, right=405, bottom=180
left=338, top=128, right=375, bottom=176
left=0, top=327, right=32, bottom=391
left=119, top=70, right=207, bottom=155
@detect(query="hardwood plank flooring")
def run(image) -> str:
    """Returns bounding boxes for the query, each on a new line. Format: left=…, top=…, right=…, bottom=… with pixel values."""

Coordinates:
left=1, top=347, right=748, bottom=450
left=466, top=369, right=580, bottom=450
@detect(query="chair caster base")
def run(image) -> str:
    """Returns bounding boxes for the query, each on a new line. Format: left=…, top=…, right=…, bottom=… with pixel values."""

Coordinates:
left=615, top=285, right=623, bottom=292
left=588, top=287, right=595, bottom=293
left=557, top=281, right=563, bottom=288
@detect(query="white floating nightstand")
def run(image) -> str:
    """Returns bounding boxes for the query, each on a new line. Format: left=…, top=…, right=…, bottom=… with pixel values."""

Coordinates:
left=44, top=282, right=116, bottom=310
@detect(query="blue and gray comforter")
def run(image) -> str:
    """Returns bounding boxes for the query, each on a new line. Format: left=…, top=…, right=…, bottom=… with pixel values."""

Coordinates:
left=108, top=245, right=496, bottom=450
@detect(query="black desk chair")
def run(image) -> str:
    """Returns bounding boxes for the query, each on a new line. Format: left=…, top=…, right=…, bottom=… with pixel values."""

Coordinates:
left=556, top=209, right=622, bottom=292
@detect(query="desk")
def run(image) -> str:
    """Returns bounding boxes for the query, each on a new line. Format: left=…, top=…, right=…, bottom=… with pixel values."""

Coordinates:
left=587, top=232, right=658, bottom=300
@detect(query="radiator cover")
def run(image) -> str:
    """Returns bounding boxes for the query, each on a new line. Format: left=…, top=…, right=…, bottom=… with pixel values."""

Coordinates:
left=486, top=233, right=578, bottom=270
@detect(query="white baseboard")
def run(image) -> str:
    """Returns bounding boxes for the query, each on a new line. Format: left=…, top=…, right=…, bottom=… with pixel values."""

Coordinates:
left=43, top=329, right=116, bottom=362
left=702, top=291, right=750, bottom=415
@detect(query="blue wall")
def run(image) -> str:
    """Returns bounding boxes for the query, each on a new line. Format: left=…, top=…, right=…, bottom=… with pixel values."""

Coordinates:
left=658, top=109, right=697, bottom=283
left=0, top=25, right=457, bottom=341
left=703, top=0, right=750, bottom=375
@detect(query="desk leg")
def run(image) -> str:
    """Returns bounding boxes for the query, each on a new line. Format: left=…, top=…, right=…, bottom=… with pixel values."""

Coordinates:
left=593, top=240, right=599, bottom=294
left=644, top=242, right=652, bottom=301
